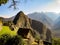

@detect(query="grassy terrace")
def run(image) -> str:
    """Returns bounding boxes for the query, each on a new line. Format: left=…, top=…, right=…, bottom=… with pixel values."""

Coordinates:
left=0, top=26, right=17, bottom=36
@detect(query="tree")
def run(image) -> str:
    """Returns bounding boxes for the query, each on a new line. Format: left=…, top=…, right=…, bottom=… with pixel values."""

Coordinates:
left=0, top=0, right=28, bottom=9
left=0, top=0, right=8, bottom=6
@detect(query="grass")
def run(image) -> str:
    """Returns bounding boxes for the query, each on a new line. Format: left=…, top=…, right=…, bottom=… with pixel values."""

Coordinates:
left=0, top=26, right=17, bottom=36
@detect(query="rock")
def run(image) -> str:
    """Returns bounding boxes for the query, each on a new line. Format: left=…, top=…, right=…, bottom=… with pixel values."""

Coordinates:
left=13, top=11, right=30, bottom=28
left=30, top=19, right=52, bottom=43
left=13, top=11, right=31, bottom=31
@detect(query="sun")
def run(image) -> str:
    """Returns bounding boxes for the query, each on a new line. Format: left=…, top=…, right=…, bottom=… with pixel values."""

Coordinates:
left=56, top=0, right=60, bottom=4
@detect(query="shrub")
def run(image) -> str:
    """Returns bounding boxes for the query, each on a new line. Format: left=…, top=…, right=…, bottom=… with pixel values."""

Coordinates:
left=0, top=34, right=11, bottom=45
left=52, top=38, right=60, bottom=45
left=0, top=34, right=24, bottom=45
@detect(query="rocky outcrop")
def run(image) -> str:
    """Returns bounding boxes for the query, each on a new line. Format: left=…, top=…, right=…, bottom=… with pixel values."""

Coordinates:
left=13, top=11, right=31, bottom=28
left=30, top=20, right=52, bottom=43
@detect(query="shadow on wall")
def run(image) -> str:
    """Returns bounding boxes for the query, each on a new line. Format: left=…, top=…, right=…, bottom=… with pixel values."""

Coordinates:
left=17, top=28, right=30, bottom=38
left=43, top=41, right=52, bottom=45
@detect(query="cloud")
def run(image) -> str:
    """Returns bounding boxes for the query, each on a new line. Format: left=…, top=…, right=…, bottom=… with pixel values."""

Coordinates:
left=55, top=0, right=60, bottom=4
left=39, top=0, right=60, bottom=13
left=0, top=15, right=11, bottom=18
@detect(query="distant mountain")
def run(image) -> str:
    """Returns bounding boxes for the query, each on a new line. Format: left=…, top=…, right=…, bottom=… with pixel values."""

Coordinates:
left=44, top=12, right=59, bottom=21
left=28, top=12, right=60, bottom=38
left=53, top=16, right=60, bottom=30
left=28, top=12, right=54, bottom=29
left=3, top=16, right=15, bottom=21
left=28, top=12, right=60, bottom=29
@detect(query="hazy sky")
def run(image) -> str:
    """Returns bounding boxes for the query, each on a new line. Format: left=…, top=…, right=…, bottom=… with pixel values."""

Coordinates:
left=0, top=0, right=60, bottom=18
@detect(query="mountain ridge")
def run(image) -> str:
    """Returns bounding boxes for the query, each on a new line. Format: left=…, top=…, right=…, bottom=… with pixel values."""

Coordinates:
left=0, top=11, right=53, bottom=42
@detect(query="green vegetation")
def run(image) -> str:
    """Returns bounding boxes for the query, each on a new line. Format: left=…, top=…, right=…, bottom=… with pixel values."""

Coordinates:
left=0, top=26, right=16, bottom=36
left=0, top=34, right=24, bottom=45
left=0, top=0, right=8, bottom=6
left=0, top=26, right=25, bottom=45
left=0, top=25, right=60, bottom=45
left=52, top=38, right=60, bottom=45
left=0, top=0, right=29, bottom=9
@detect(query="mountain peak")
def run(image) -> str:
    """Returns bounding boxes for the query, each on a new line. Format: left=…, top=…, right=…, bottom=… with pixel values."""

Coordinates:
left=13, top=11, right=25, bottom=25
left=17, top=11, right=24, bottom=15
left=19, top=11, right=24, bottom=13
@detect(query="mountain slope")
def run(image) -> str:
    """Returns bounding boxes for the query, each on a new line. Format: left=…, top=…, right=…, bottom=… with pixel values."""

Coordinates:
left=28, top=12, right=60, bottom=38
left=13, top=11, right=31, bottom=29
left=30, top=19, right=52, bottom=42
left=7, top=11, right=52, bottom=42
left=53, top=17, right=60, bottom=30
left=28, top=12, right=53, bottom=29
left=0, top=11, right=53, bottom=42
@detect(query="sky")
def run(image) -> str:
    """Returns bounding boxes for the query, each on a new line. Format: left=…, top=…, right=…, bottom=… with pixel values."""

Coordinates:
left=0, top=0, right=60, bottom=18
